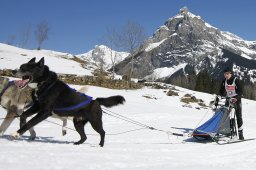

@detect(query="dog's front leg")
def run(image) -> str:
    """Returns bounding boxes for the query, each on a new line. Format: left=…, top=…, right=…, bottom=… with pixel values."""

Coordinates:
left=12, top=110, right=51, bottom=139
left=0, top=106, right=17, bottom=135
left=20, top=103, right=39, bottom=128
left=18, top=104, right=39, bottom=140
left=62, top=118, right=67, bottom=136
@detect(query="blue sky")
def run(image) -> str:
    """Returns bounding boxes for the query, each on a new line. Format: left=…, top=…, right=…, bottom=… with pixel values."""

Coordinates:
left=0, top=0, right=256, bottom=54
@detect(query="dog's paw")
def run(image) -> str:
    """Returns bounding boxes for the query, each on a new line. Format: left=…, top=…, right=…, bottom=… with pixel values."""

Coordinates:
left=28, top=136, right=36, bottom=141
left=10, top=132, right=20, bottom=140
left=62, top=130, right=67, bottom=136
left=74, top=141, right=81, bottom=145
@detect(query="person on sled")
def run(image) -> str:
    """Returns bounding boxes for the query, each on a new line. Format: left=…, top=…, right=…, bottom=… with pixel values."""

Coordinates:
left=217, top=67, right=244, bottom=140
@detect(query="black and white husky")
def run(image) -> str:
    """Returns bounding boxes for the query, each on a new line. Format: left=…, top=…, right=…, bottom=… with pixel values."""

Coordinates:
left=11, top=57, right=125, bottom=146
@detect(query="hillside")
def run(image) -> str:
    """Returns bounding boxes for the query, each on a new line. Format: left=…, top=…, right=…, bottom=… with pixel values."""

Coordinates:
left=0, top=43, right=92, bottom=76
left=0, top=43, right=129, bottom=77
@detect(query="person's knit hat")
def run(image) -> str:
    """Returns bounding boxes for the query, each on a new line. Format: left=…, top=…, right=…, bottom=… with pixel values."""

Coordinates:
left=223, top=67, right=233, bottom=73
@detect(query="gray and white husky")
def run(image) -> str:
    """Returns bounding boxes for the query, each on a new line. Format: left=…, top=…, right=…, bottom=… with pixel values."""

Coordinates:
left=0, top=76, right=68, bottom=139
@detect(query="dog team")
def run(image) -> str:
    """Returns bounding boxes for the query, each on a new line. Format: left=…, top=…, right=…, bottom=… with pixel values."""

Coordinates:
left=0, top=57, right=125, bottom=147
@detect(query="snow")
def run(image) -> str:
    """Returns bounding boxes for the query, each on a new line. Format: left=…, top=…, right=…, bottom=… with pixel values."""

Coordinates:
left=241, top=53, right=253, bottom=60
left=145, top=38, right=167, bottom=52
left=0, top=43, right=92, bottom=76
left=1, top=43, right=256, bottom=170
left=77, top=45, right=129, bottom=70
left=1, top=84, right=256, bottom=170
left=222, top=31, right=244, bottom=41
left=169, top=33, right=177, bottom=37
left=145, top=63, right=187, bottom=80
left=158, top=25, right=169, bottom=31
left=205, top=22, right=218, bottom=30
left=238, top=46, right=256, bottom=57
left=167, top=11, right=201, bottom=22
left=187, top=11, right=201, bottom=19
left=168, top=14, right=184, bottom=21
left=220, top=32, right=256, bottom=59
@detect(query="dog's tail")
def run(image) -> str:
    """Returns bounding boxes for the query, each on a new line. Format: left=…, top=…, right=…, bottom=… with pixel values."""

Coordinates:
left=96, top=95, right=125, bottom=108
left=77, top=86, right=89, bottom=93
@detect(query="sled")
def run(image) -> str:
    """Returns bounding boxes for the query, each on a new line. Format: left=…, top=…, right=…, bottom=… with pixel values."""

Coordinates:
left=192, top=97, right=245, bottom=144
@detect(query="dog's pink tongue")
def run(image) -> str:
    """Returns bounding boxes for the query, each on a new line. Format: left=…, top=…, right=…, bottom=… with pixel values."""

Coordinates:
left=14, top=79, right=29, bottom=88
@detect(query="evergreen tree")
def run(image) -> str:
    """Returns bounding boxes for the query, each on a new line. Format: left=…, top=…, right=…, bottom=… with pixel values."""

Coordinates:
left=195, top=70, right=212, bottom=93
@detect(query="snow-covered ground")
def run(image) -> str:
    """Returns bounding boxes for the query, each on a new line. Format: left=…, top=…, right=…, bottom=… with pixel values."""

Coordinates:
left=0, top=43, right=129, bottom=77
left=0, top=84, right=256, bottom=170
left=0, top=43, right=256, bottom=170
left=0, top=43, right=92, bottom=76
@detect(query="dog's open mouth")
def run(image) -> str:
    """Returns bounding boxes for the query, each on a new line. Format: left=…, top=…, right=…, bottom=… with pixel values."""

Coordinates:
left=14, top=75, right=32, bottom=88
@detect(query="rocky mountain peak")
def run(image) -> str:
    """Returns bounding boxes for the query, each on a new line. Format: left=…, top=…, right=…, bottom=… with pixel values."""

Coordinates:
left=115, top=8, right=256, bottom=84
left=179, top=6, right=189, bottom=15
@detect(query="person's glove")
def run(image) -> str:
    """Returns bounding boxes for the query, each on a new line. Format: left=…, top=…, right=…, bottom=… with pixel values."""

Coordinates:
left=214, top=96, right=219, bottom=107
left=230, top=98, right=237, bottom=104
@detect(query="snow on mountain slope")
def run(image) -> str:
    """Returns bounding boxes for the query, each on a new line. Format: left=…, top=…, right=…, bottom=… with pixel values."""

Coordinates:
left=77, top=45, right=129, bottom=70
left=220, top=31, right=256, bottom=57
left=145, top=63, right=187, bottom=81
left=0, top=43, right=92, bottom=76
left=0, top=84, right=256, bottom=170
left=145, top=38, right=167, bottom=52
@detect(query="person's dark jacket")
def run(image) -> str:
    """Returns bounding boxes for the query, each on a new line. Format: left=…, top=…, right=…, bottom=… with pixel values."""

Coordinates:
left=219, top=76, right=242, bottom=101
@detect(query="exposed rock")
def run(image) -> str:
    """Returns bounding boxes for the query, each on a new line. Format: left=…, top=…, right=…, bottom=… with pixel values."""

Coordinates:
left=115, top=7, right=256, bottom=83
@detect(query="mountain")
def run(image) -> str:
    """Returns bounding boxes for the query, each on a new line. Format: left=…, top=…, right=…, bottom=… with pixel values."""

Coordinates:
left=77, top=45, right=129, bottom=71
left=114, top=7, right=256, bottom=83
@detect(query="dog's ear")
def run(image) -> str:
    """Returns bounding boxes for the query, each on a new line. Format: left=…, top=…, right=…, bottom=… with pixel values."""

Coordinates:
left=37, top=57, right=44, bottom=67
left=28, top=57, right=36, bottom=63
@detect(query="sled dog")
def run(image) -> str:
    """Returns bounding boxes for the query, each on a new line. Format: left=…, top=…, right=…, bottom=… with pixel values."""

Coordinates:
left=11, top=57, right=125, bottom=146
left=0, top=76, right=68, bottom=139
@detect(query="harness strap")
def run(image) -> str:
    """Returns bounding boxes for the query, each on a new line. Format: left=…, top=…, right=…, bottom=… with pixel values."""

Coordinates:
left=54, top=94, right=93, bottom=112
left=35, top=80, right=93, bottom=112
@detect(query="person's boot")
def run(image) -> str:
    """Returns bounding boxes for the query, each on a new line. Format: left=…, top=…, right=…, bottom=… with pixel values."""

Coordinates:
left=230, top=119, right=235, bottom=135
left=238, top=130, right=244, bottom=140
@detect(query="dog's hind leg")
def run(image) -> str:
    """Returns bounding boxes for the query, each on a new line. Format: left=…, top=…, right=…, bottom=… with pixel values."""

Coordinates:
left=62, top=118, right=67, bottom=136
left=90, top=121, right=105, bottom=147
left=89, top=110, right=105, bottom=147
left=73, top=117, right=88, bottom=145
left=28, top=128, right=36, bottom=140
left=0, top=106, right=17, bottom=135
left=51, top=114, right=68, bottom=136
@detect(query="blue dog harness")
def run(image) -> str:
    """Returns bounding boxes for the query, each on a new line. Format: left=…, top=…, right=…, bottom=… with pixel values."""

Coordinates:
left=54, top=93, right=93, bottom=112
left=36, top=81, right=93, bottom=112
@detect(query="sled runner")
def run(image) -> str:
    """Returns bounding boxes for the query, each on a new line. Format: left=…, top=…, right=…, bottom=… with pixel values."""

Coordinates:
left=215, top=138, right=256, bottom=145
left=192, top=97, right=249, bottom=144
